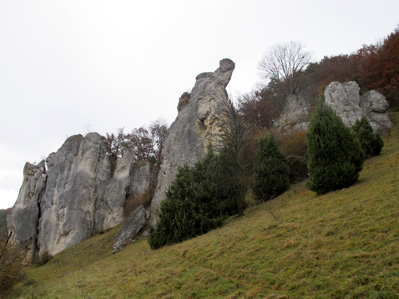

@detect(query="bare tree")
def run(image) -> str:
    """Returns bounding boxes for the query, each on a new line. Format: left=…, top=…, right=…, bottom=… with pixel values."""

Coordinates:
left=259, top=41, right=311, bottom=96
left=218, top=99, right=250, bottom=217
left=237, top=90, right=281, bottom=130
left=149, top=118, right=168, bottom=166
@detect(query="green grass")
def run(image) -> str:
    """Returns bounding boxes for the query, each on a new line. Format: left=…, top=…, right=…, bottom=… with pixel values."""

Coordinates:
left=13, top=113, right=399, bottom=298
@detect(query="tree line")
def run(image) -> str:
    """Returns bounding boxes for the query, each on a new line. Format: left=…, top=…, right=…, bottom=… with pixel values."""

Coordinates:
left=238, top=26, right=399, bottom=131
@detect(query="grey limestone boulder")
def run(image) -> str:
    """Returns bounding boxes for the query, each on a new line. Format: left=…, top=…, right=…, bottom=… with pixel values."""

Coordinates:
left=324, top=81, right=392, bottom=133
left=324, top=81, right=363, bottom=127
left=149, top=59, right=235, bottom=217
left=275, top=94, right=311, bottom=132
left=360, top=90, right=393, bottom=133
left=112, top=205, right=148, bottom=253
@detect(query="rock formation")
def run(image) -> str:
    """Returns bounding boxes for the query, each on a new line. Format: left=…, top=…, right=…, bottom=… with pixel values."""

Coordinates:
left=111, top=59, right=236, bottom=250
left=324, top=81, right=363, bottom=127
left=149, top=58, right=235, bottom=216
left=359, top=90, right=393, bottom=134
left=7, top=161, right=46, bottom=262
left=8, top=58, right=236, bottom=258
left=8, top=133, right=157, bottom=260
left=325, top=81, right=392, bottom=133
left=274, top=94, right=312, bottom=132
left=275, top=81, right=392, bottom=134
left=112, top=205, right=149, bottom=253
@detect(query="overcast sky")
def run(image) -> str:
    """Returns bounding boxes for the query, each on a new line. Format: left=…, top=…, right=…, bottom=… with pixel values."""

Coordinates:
left=0, top=0, right=398, bottom=209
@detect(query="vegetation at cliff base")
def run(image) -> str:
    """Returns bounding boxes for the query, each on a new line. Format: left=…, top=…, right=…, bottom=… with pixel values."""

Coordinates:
left=307, top=103, right=364, bottom=195
left=353, top=115, right=384, bottom=157
left=12, top=112, right=399, bottom=298
left=254, top=133, right=290, bottom=201
left=148, top=149, right=238, bottom=249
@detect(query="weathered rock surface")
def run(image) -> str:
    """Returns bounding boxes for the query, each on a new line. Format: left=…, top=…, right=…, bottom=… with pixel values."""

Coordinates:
left=95, top=149, right=135, bottom=233
left=360, top=90, right=393, bottom=133
left=9, top=58, right=236, bottom=257
left=150, top=59, right=235, bottom=216
left=324, top=81, right=363, bottom=127
left=325, top=81, right=393, bottom=133
left=112, top=205, right=149, bottom=253
left=274, top=94, right=312, bottom=132
left=9, top=132, right=157, bottom=259
left=7, top=161, right=46, bottom=262
left=37, top=133, right=111, bottom=256
left=276, top=81, right=393, bottom=134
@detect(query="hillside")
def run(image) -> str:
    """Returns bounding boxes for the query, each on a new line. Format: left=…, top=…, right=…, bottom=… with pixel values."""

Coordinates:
left=14, top=112, right=399, bottom=298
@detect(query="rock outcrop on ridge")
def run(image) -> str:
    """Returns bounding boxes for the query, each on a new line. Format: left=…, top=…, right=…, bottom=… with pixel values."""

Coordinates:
left=275, top=81, right=392, bottom=133
left=8, top=59, right=235, bottom=259
left=324, top=81, right=393, bottom=133
left=149, top=59, right=235, bottom=216
left=111, top=59, right=236, bottom=250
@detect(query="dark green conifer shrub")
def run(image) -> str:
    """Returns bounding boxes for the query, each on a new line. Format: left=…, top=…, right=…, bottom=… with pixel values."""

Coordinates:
left=254, top=133, right=290, bottom=201
left=307, top=104, right=364, bottom=195
left=148, top=149, right=237, bottom=250
left=352, top=116, right=384, bottom=157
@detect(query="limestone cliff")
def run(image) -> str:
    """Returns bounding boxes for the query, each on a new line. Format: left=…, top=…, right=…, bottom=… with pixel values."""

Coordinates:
left=149, top=59, right=235, bottom=215
left=7, top=161, right=46, bottom=262
left=9, top=59, right=235, bottom=258
left=110, top=59, right=235, bottom=251
left=8, top=133, right=157, bottom=259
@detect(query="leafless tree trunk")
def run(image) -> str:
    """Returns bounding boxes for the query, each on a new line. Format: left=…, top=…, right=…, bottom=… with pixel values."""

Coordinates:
left=218, top=99, right=250, bottom=217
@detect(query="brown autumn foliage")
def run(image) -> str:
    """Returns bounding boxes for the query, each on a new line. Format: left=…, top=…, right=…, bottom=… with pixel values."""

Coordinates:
left=355, top=27, right=399, bottom=107
left=103, top=119, right=168, bottom=173
left=0, top=232, right=25, bottom=297
left=237, top=90, right=282, bottom=131
left=123, top=188, right=155, bottom=219
left=303, top=55, right=358, bottom=100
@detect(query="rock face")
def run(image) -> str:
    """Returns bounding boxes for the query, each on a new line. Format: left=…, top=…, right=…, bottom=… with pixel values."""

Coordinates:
left=37, top=133, right=110, bottom=256
left=325, top=81, right=393, bottom=133
left=275, top=81, right=392, bottom=134
left=274, top=94, right=312, bottom=132
left=150, top=58, right=235, bottom=216
left=8, top=133, right=157, bottom=259
left=324, top=81, right=363, bottom=127
left=7, top=161, right=46, bottom=262
left=9, top=58, right=235, bottom=258
left=112, top=205, right=149, bottom=253
left=359, top=90, right=393, bottom=133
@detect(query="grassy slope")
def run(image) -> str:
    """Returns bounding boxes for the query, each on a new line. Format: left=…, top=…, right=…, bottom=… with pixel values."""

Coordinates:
left=15, top=113, right=399, bottom=299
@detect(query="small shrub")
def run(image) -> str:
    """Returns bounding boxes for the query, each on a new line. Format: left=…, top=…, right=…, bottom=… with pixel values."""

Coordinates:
left=352, top=116, right=384, bottom=157
left=37, top=250, right=53, bottom=266
left=278, top=130, right=307, bottom=157
left=278, top=131, right=308, bottom=183
left=254, top=133, right=290, bottom=201
left=287, top=155, right=308, bottom=183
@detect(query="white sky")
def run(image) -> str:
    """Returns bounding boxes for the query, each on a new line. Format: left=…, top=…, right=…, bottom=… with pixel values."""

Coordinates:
left=0, top=0, right=398, bottom=209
